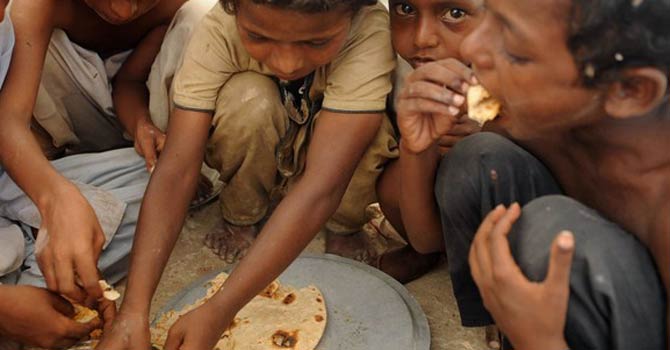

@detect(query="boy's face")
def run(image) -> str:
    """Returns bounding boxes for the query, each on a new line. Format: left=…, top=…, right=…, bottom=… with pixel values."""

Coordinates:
left=236, top=0, right=352, bottom=81
left=390, top=0, right=484, bottom=67
left=461, top=0, right=604, bottom=140
left=84, top=0, right=160, bottom=24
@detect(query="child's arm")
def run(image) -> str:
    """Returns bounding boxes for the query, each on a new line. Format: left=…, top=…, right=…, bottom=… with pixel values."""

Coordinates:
left=161, top=111, right=383, bottom=350
left=112, top=24, right=169, bottom=172
left=95, top=107, right=212, bottom=350
left=395, top=59, right=476, bottom=253
left=397, top=142, right=444, bottom=253
left=0, top=0, right=103, bottom=301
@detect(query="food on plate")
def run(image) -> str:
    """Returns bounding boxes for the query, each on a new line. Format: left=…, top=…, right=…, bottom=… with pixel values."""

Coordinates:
left=152, top=272, right=327, bottom=350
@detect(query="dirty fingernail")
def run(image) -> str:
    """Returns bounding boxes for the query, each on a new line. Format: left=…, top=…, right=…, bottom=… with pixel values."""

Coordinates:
left=453, top=94, right=465, bottom=106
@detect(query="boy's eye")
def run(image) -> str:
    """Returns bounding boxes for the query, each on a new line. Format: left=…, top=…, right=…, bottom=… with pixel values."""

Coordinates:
left=247, top=32, right=268, bottom=42
left=441, top=8, right=467, bottom=23
left=503, top=50, right=531, bottom=65
left=393, top=3, right=416, bottom=16
left=304, top=39, right=330, bottom=48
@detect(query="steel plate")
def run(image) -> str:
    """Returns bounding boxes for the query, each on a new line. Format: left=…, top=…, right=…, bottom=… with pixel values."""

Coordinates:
left=153, top=254, right=430, bottom=350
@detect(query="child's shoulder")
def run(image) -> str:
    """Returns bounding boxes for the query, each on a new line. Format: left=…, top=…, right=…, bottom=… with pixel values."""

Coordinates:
left=350, top=2, right=391, bottom=35
left=333, top=2, right=392, bottom=64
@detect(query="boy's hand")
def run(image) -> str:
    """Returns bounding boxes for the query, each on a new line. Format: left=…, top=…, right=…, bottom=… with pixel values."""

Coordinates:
left=164, top=303, right=233, bottom=350
left=0, top=285, right=100, bottom=348
left=396, top=59, right=477, bottom=154
left=96, top=309, right=151, bottom=350
left=36, top=184, right=105, bottom=302
left=469, top=204, right=573, bottom=350
left=437, top=115, right=481, bottom=154
left=133, top=118, right=166, bottom=172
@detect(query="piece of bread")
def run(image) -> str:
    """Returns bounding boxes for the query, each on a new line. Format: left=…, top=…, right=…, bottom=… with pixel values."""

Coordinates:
left=467, top=85, right=501, bottom=125
left=73, top=304, right=100, bottom=324
left=99, top=279, right=121, bottom=301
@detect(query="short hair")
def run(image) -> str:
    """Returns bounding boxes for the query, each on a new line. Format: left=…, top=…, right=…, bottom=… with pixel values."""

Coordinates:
left=219, top=0, right=377, bottom=14
left=567, top=0, right=670, bottom=86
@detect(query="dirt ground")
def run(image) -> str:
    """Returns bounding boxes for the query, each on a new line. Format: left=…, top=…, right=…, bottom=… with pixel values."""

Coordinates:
left=116, top=202, right=489, bottom=350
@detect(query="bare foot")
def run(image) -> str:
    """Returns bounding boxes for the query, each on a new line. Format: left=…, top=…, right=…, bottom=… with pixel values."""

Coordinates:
left=204, top=221, right=258, bottom=263
left=325, top=230, right=378, bottom=265
left=326, top=231, right=439, bottom=283
left=377, top=247, right=440, bottom=283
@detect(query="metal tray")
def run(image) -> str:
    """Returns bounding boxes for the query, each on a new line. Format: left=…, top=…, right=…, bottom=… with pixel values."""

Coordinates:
left=153, top=254, right=430, bottom=350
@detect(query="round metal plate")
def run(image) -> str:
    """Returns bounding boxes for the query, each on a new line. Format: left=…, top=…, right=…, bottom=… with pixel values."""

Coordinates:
left=153, top=254, right=430, bottom=350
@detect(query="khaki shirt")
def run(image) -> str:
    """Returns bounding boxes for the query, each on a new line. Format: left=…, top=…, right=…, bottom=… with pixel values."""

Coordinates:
left=172, top=2, right=395, bottom=113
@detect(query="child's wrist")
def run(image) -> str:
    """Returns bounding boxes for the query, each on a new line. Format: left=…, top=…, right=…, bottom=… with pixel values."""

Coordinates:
left=399, top=140, right=439, bottom=157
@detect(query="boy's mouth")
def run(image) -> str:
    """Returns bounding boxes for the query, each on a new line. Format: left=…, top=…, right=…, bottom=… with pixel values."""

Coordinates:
left=409, top=57, right=435, bottom=68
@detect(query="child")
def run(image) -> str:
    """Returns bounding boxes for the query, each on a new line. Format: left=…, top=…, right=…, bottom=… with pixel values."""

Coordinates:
left=0, top=4, right=110, bottom=349
left=97, top=0, right=397, bottom=349
left=0, top=0, right=209, bottom=302
left=397, top=0, right=669, bottom=348
left=367, top=0, right=483, bottom=282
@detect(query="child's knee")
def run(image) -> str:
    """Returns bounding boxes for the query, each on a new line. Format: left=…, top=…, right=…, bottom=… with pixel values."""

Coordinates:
left=210, top=72, right=286, bottom=150
left=511, top=195, right=622, bottom=281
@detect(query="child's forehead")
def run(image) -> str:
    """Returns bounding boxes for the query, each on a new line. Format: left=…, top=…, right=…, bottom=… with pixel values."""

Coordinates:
left=236, top=1, right=352, bottom=37
left=390, top=0, right=483, bottom=6
left=235, top=0, right=353, bottom=14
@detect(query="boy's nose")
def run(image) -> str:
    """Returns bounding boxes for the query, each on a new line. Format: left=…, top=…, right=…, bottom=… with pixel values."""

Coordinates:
left=413, top=17, right=439, bottom=49
left=269, top=45, right=305, bottom=79
left=460, top=15, right=494, bottom=71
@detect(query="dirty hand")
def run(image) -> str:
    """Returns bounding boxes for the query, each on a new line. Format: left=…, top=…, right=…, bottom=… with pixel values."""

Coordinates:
left=133, top=117, right=166, bottom=172
left=164, top=302, right=233, bottom=350
left=0, top=285, right=100, bottom=348
left=396, top=58, right=477, bottom=154
left=469, top=204, right=574, bottom=350
left=36, top=183, right=105, bottom=302
left=95, top=297, right=117, bottom=332
left=437, top=114, right=481, bottom=154
left=96, top=309, right=151, bottom=350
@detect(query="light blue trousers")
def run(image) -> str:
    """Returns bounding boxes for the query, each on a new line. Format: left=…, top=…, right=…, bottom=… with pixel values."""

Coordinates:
left=0, top=148, right=148, bottom=286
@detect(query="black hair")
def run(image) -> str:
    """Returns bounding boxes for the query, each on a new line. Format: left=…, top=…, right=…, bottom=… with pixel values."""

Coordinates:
left=220, top=0, right=377, bottom=14
left=567, top=0, right=670, bottom=86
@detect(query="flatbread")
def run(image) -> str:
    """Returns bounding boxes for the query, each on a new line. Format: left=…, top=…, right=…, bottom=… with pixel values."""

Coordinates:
left=73, top=304, right=99, bottom=324
left=152, top=273, right=327, bottom=350
left=26, top=306, right=101, bottom=350
left=467, top=85, right=501, bottom=125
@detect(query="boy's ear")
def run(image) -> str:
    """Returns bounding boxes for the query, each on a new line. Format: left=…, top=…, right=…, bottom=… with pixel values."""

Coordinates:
left=604, top=67, right=668, bottom=119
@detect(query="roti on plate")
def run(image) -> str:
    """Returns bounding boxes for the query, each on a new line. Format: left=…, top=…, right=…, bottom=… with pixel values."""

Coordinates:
left=467, top=85, right=501, bottom=125
left=152, top=272, right=327, bottom=350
